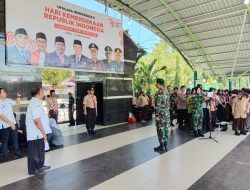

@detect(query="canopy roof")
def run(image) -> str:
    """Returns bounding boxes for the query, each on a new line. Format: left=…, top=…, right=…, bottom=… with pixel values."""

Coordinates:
left=97, top=0, right=250, bottom=79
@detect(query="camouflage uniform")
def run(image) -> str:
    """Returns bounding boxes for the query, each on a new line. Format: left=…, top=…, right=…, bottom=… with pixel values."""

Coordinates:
left=170, top=92, right=177, bottom=122
left=155, top=88, right=170, bottom=145
left=191, top=94, right=205, bottom=131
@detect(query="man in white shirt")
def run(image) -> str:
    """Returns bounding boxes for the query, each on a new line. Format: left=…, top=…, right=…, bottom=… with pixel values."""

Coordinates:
left=26, top=87, right=51, bottom=175
left=0, top=88, right=22, bottom=161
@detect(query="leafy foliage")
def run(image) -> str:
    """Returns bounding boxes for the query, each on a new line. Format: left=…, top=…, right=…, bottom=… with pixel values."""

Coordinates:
left=133, top=41, right=193, bottom=95
left=42, top=68, right=74, bottom=87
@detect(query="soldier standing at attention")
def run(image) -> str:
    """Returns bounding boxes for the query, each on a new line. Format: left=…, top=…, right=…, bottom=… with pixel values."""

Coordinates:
left=83, top=87, right=98, bottom=135
left=192, top=86, right=206, bottom=137
left=88, top=43, right=105, bottom=71
left=154, top=78, right=170, bottom=152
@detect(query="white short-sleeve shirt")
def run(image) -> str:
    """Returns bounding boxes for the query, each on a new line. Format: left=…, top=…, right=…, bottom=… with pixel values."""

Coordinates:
left=26, top=97, right=51, bottom=141
left=0, top=98, right=16, bottom=129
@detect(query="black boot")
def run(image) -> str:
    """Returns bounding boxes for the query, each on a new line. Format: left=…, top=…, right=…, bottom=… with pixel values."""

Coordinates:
left=87, top=129, right=91, bottom=135
left=198, top=129, right=204, bottom=137
left=194, top=130, right=199, bottom=138
left=163, top=142, right=168, bottom=151
left=235, top=131, right=240, bottom=136
left=240, top=131, right=247, bottom=135
left=154, top=143, right=164, bottom=152
left=91, top=129, right=96, bottom=135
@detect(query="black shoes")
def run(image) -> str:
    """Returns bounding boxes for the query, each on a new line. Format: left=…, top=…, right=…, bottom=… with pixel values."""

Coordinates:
left=154, top=143, right=168, bottom=152
left=235, top=131, right=240, bottom=136
left=30, top=168, right=46, bottom=176
left=42, top=165, right=51, bottom=171
left=68, top=124, right=75, bottom=127
left=14, top=154, right=24, bottom=159
left=240, top=131, right=247, bottom=135
left=198, top=129, right=204, bottom=137
left=194, top=129, right=204, bottom=137
left=87, top=129, right=96, bottom=135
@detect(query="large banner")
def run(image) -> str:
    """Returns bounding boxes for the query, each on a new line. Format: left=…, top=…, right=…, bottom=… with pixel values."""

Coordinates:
left=5, top=0, right=124, bottom=73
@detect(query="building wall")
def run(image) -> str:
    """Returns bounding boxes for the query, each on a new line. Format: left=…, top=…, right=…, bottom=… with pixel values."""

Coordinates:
left=0, top=0, right=138, bottom=126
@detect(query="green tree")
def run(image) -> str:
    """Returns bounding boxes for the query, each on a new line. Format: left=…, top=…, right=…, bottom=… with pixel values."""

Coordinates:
left=133, top=59, right=167, bottom=95
left=174, top=55, right=181, bottom=88
left=42, top=68, right=74, bottom=88
left=133, top=40, right=194, bottom=96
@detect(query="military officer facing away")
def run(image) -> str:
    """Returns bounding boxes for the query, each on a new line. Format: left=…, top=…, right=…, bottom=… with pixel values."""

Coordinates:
left=88, top=43, right=105, bottom=71
left=102, top=46, right=113, bottom=70
left=154, top=78, right=170, bottom=152
left=69, top=40, right=90, bottom=70
left=7, top=28, right=31, bottom=65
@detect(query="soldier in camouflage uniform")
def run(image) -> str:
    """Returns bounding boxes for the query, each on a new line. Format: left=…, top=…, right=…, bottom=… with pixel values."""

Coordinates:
left=192, top=86, right=205, bottom=137
left=154, top=78, right=170, bottom=152
left=170, top=87, right=178, bottom=126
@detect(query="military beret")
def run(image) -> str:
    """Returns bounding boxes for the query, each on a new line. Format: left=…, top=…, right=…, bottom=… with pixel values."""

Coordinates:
left=105, top=46, right=112, bottom=53
left=114, top=48, right=122, bottom=54
left=36, top=32, right=47, bottom=40
left=55, top=36, right=65, bottom=44
left=73, top=40, right=82, bottom=46
left=89, top=43, right=98, bottom=50
left=156, top=78, right=164, bottom=85
left=15, top=28, right=27, bottom=36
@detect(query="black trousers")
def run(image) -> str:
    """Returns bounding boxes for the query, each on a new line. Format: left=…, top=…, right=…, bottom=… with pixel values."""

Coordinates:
left=177, top=109, right=188, bottom=127
left=211, top=111, right=217, bottom=129
left=86, top=108, right=96, bottom=131
left=27, top=138, right=45, bottom=174
left=0, top=127, right=21, bottom=159
left=233, top=118, right=246, bottom=132
left=68, top=108, right=75, bottom=125
left=202, top=108, right=210, bottom=130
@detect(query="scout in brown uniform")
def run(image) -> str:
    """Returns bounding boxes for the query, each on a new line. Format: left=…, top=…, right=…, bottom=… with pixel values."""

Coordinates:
left=83, top=87, right=98, bottom=135
left=88, top=43, right=105, bottom=71
left=232, top=91, right=249, bottom=136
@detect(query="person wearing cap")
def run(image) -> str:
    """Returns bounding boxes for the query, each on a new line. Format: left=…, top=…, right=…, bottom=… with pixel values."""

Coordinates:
left=154, top=78, right=170, bottom=152
left=83, top=87, right=98, bottom=135
left=31, top=32, right=48, bottom=66
left=102, top=46, right=113, bottom=70
left=112, top=48, right=124, bottom=73
left=88, top=43, right=105, bottom=71
left=232, top=91, right=249, bottom=136
left=45, top=36, right=70, bottom=68
left=7, top=28, right=31, bottom=65
left=69, top=40, right=90, bottom=70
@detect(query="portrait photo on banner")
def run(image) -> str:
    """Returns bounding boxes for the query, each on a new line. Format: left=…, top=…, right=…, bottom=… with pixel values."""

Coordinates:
left=5, top=0, right=124, bottom=74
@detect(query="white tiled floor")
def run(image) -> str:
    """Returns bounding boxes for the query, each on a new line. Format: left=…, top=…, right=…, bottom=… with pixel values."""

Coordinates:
left=90, top=129, right=249, bottom=190
left=59, top=122, right=127, bottom=137
left=0, top=125, right=156, bottom=187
